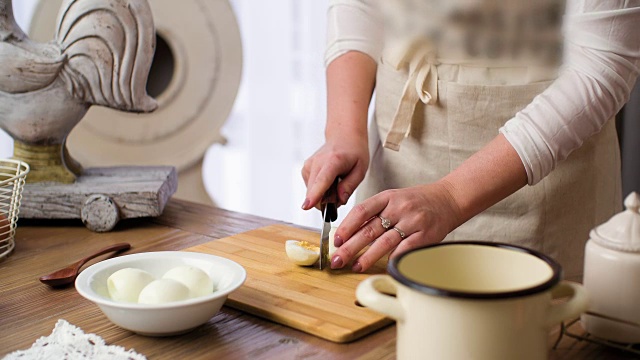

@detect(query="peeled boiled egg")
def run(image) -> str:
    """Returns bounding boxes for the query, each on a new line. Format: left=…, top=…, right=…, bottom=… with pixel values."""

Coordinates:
left=285, top=240, right=320, bottom=266
left=107, top=268, right=155, bottom=303
left=162, top=265, right=214, bottom=298
left=138, top=278, right=191, bottom=304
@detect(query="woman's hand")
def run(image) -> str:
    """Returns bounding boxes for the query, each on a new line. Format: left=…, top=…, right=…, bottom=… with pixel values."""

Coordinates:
left=331, top=134, right=528, bottom=272
left=330, top=181, right=463, bottom=272
left=301, top=132, right=369, bottom=209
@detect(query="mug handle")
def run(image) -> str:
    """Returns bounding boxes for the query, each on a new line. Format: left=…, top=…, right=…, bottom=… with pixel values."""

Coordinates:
left=356, top=275, right=405, bottom=321
left=545, top=281, right=589, bottom=328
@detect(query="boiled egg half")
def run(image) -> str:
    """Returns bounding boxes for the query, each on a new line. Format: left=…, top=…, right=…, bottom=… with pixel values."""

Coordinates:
left=285, top=226, right=341, bottom=266
left=285, top=240, right=320, bottom=266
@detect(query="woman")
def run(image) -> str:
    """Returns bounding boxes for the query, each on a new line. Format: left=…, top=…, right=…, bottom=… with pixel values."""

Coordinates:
left=301, top=0, right=640, bottom=280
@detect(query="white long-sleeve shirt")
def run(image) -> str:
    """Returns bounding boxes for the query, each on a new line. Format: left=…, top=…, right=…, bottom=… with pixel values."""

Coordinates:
left=326, top=0, right=640, bottom=185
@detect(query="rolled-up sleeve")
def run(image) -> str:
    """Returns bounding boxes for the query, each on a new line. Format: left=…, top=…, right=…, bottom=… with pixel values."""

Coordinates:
left=325, top=0, right=383, bottom=66
left=500, top=0, right=640, bottom=185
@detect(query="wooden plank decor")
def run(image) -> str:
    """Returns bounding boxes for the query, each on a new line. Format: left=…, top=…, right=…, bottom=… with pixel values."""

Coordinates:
left=183, top=224, right=393, bottom=343
left=20, top=166, right=177, bottom=232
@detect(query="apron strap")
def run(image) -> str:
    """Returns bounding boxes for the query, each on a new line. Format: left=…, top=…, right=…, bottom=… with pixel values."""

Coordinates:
left=383, top=40, right=439, bottom=151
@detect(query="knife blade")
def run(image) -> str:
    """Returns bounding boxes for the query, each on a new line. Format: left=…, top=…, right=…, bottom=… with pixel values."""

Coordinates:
left=319, top=179, right=339, bottom=270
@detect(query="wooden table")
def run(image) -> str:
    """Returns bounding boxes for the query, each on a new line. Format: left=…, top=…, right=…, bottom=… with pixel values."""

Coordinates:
left=0, top=199, right=636, bottom=359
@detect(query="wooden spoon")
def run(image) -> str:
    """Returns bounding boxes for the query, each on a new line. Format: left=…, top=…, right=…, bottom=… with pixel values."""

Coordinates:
left=39, top=243, right=131, bottom=287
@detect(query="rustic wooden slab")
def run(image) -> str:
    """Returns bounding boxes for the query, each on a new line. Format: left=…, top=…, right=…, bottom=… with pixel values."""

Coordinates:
left=20, top=166, right=177, bottom=220
left=183, top=224, right=393, bottom=343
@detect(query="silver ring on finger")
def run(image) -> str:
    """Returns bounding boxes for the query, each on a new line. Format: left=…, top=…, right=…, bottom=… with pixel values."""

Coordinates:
left=378, top=216, right=392, bottom=230
left=392, top=227, right=406, bottom=240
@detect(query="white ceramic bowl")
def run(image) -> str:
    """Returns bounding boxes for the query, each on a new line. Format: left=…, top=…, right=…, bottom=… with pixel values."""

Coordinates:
left=75, top=251, right=246, bottom=336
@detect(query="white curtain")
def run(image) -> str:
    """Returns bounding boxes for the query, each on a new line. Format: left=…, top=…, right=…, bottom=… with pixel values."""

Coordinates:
left=203, top=0, right=354, bottom=228
left=0, top=0, right=37, bottom=159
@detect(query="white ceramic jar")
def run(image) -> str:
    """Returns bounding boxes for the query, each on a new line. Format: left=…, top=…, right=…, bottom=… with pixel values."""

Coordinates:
left=582, top=192, right=640, bottom=343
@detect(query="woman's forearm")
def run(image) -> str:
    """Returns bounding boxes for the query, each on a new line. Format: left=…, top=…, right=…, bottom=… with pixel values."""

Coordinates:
left=500, top=3, right=640, bottom=186
left=439, top=134, right=528, bottom=229
left=325, top=51, right=377, bottom=141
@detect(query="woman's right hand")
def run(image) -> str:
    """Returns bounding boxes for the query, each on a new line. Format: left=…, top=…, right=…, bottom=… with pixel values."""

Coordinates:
left=301, top=50, right=377, bottom=210
left=301, top=131, right=369, bottom=210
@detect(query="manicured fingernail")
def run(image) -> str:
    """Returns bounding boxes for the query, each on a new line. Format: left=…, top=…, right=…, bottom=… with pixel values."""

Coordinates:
left=301, top=199, right=310, bottom=210
left=331, top=255, right=344, bottom=269
left=341, top=192, right=350, bottom=204
left=334, top=234, right=344, bottom=247
left=352, top=262, right=363, bottom=273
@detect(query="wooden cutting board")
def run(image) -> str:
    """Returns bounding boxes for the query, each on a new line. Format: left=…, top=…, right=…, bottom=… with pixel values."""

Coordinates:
left=183, top=224, right=393, bottom=343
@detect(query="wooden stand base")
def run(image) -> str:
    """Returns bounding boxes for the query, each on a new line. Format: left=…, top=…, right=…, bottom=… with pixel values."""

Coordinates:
left=20, top=166, right=177, bottom=232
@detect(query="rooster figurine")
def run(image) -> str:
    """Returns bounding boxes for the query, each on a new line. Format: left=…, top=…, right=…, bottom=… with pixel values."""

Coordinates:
left=0, top=0, right=157, bottom=183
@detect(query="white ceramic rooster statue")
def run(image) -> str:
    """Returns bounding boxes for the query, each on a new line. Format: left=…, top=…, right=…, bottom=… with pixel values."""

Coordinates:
left=0, top=0, right=157, bottom=183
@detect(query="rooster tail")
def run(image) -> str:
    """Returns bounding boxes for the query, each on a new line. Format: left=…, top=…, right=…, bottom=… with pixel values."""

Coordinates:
left=55, top=0, right=158, bottom=113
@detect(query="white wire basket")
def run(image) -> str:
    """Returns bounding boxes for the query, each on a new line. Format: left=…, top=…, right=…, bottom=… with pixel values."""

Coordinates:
left=0, top=159, right=29, bottom=260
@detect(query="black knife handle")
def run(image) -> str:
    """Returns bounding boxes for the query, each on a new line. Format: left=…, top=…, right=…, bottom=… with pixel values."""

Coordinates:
left=325, top=203, right=338, bottom=222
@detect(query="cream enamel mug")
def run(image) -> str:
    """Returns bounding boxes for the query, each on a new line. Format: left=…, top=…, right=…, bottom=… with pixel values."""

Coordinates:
left=356, top=242, right=588, bottom=360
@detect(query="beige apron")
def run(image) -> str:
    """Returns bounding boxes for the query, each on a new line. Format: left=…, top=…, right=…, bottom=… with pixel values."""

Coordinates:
left=360, top=37, right=621, bottom=281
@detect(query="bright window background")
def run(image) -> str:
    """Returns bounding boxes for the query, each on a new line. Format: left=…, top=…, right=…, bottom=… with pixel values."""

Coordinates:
left=0, top=1, right=35, bottom=159
left=0, top=0, right=355, bottom=228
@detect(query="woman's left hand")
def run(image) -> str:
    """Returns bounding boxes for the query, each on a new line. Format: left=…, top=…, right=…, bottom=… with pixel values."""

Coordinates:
left=330, top=181, right=463, bottom=272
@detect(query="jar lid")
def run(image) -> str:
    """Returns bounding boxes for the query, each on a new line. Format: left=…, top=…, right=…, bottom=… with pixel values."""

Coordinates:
left=590, top=192, right=640, bottom=252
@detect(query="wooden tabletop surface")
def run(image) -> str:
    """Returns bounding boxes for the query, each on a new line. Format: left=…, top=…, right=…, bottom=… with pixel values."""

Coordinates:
left=1, top=199, right=637, bottom=359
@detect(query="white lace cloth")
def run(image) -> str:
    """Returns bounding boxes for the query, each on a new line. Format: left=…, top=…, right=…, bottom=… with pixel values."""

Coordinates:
left=3, top=320, right=147, bottom=360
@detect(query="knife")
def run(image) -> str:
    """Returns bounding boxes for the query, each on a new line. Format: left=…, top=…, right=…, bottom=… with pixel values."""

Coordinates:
left=319, top=179, right=339, bottom=270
